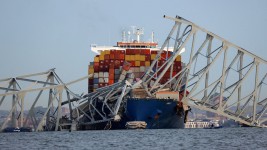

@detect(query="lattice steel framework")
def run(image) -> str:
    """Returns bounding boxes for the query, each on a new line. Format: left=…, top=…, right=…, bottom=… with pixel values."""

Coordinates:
left=141, top=16, right=267, bottom=127
left=0, top=69, right=89, bottom=131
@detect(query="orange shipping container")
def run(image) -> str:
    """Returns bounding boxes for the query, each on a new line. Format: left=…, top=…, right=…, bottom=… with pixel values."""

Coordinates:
left=104, top=50, right=110, bottom=54
left=151, top=54, right=157, bottom=60
left=135, top=55, right=140, bottom=61
left=109, top=79, right=114, bottom=85
left=125, top=55, right=131, bottom=61
left=100, top=51, right=105, bottom=56
left=135, top=61, right=140, bottom=67
left=89, top=68, right=94, bottom=74
left=140, top=55, right=145, bottom=61
left=94, top=56, right=100, bottom=62
left=130, top=55, right=135, bottom=61
left=176, top=55, right=181, bottom=61
left=99, top=55, right=105, bottom=60
left=109, top=73, right=115, bottom=78
left=145, top=61, right=150, bottom=66
left=109, top=68, right=115, bottom=74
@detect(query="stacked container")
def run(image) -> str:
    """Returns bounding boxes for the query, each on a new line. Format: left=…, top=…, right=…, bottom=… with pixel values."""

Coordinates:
left=88, top=49, right=182, bottom=93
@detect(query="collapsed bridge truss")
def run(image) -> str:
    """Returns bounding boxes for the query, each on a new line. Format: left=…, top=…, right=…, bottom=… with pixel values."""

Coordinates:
left=0, top=15, right=266, bottom=131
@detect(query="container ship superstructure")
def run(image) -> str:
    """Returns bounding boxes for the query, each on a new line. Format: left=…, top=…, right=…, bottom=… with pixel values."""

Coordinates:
left=86, top=27, right=188, bottom=129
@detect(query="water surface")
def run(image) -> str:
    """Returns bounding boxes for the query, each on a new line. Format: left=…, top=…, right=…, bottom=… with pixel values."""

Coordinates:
left=0, top=128, right=266, bottom=150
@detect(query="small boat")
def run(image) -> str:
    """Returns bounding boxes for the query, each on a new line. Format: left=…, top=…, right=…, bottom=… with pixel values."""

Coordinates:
left=125, top=121, right=147, bottom=129
left=3, top=127, right=33, bottom=132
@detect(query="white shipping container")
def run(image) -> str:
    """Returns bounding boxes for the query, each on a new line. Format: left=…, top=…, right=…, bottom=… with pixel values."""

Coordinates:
left=104, top=78, right=109, bottom=83
left=140, top=66, right=145, bottom=72
left=94, top=73, right=99, bottom=78
left=104, top=72, right=109, bottom=78
left=99, top=78, right=104, bottom=83
left=99, top=72, right=104, bottom=78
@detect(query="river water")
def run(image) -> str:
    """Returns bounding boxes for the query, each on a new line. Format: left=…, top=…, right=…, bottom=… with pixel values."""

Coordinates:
left=0, top=128, right=266, bottom=150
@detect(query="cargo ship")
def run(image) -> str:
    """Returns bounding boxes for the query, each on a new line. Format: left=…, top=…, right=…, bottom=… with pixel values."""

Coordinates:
left=87, top=27, right=188, bottom=129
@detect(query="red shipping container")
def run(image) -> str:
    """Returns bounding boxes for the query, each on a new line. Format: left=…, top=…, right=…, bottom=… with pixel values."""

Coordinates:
left=100, top=60, right=105, bottom=65
left=115, top=50, right=121, bottom=55
left=104, top=54, right=110, bottom=60
left=158, top=61, right=162, bottom=67
left=145, top=55, right=151, bottom=61
left=99, top=65, right=104, bottom=72
left=89, top=79, right=94, bottom=84
left=161, top=53, right=165, bottom=59
left=110, top=50, right=115, bottom=55
left=104, top=60, right=110, bottom=65
left=140, top=49, right=150, bottom=55
left=134, top=49, right=140, bottom=54
left=98, top=83, right=104, bottom=87
left=120, top=50, right=125, bottom=54
left=109, top=68, right=115, bottom=74
left=109, top=64, right=115, bottom=69
left=144, top=49, right=150, bottom=55
left=94, top=66, right=99, bottom=72
left=126, top=49, right=131, bottom=55
left=104, top=65, right=109, bottom=72
left=114, top=60, right=121, bottom=69
left=161, top=60, right=166, bottom=65
left=120, top=60, right=124, bottom=66
left=114, top=54, right=120, bottom=60
left=151, top=50, right=157, bottom=54
left=110, top=54, right=115, bottom=60
left=119, top=54, right=125, bottom=60
left=129, top=61, right=135, bottom=67
left=94, top=62, right=99, bottom=67
left=109, top=73, right=114, bottom=80
left=140, top=61, right=145, bottom=66
left=174, top=61, right=181, bottom=66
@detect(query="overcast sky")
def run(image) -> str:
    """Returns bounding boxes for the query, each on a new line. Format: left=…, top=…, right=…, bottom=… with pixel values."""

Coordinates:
left=0, top=0, right=267, bottom=106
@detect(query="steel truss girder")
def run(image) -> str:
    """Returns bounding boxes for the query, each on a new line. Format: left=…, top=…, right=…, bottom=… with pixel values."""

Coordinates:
left=155, top=15, right=267, bottom=127
left=0, top=69, right=90, bottom=132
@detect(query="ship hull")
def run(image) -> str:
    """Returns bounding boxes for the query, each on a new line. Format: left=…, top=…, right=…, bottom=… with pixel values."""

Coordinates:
left=125, top=98, right=185, bottom=129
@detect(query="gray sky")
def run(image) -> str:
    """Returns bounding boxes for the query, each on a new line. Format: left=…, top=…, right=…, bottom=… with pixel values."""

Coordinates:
left=0, top=0, right=267, bottom=108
